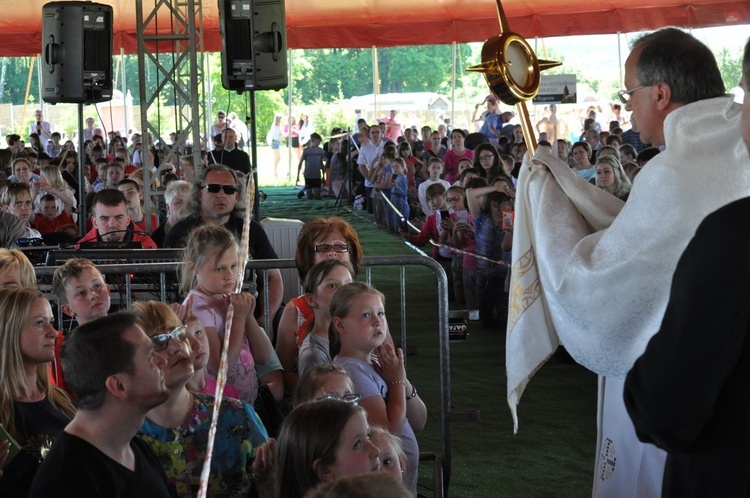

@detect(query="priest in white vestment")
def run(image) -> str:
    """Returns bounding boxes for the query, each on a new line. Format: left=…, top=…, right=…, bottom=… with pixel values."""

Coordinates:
left=506, top=28, right=750, bottom=497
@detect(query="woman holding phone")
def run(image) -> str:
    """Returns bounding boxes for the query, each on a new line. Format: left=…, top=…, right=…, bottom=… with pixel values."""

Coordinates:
left=466, top=180, right=514, bottom=328
left=0, top=288, right=75, bottom=495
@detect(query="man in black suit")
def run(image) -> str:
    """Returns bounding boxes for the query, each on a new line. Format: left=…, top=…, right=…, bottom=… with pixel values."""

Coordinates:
left=208, top=127, right=250, bottom=176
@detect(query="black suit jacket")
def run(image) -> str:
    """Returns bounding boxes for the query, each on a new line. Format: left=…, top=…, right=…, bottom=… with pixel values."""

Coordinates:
left=624, top=196, right=750, bottom=497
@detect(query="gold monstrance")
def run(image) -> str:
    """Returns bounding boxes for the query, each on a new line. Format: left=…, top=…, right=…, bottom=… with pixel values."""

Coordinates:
left=466, top=0, right=561, bottom=154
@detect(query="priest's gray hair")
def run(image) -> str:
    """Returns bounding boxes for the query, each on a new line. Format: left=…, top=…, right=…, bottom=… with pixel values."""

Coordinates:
left=631, top=27, right=725, bottom=105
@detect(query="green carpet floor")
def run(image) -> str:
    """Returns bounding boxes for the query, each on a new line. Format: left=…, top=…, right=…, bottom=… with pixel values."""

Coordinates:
left=259, top=186, right=597, bottom=497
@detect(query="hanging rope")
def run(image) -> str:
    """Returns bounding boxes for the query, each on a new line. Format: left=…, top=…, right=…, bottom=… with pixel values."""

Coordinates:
left=197, top=173, right=256, bottom=498
left=379, top=190, right=509, bottom=267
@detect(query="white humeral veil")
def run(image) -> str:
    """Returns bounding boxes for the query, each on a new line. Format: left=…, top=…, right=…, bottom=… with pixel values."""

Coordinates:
left=506, top=95, right=750, bottom=497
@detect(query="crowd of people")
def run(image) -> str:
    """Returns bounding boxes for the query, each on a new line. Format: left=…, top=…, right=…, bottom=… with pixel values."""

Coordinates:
left=0, top=26, right=748, bottom=498
left=0, top=216, right=424, bottom=497
left=290, top=89, right=656, bottom=328
left=0, top=103, right=428, bottom=497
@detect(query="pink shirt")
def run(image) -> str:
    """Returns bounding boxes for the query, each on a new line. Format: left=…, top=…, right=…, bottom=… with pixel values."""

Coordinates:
left=186, top=290, right=258, bottom=404
left=442, top=148, right=474, bottom=184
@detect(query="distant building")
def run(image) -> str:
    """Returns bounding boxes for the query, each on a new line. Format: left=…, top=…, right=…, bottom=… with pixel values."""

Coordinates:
left=345, top=92, right=452, bottom=129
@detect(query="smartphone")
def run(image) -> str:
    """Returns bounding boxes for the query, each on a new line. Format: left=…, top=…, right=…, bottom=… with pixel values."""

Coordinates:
left=439, top=210, right=450, bottom=220
left=502, top=210, right=514, bottom=231
left=0, top=423, right=21, bottom=469
left=456, top=209, right=468, bottom=225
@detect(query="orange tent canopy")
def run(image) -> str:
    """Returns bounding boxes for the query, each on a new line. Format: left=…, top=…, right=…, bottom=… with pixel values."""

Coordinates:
left=1, top=0, right=748, bottom=56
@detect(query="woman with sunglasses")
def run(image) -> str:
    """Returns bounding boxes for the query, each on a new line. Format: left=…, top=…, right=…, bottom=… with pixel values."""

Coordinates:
left=133, top=301, right=274, bottom=498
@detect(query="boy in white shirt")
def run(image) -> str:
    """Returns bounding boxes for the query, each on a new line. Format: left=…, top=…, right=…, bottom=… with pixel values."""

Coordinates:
left=417, top=157, right=451, bottom=217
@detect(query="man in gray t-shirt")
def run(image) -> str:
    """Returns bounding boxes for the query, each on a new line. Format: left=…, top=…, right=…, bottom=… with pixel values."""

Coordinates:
left=0, top=211, right=27, bottom=248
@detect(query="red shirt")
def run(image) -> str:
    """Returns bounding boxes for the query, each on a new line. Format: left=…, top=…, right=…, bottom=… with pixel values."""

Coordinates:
left=132, top=213, right=159, bottom=234
left=49, top=331, right=69, bottom=396
left=76, top=225, right=158, bottom=249
left=35, top=211, right=77, bottom=235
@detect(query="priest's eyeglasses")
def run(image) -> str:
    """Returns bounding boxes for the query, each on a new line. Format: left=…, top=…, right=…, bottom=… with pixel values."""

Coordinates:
left=617, top=85, right=650, bottom=104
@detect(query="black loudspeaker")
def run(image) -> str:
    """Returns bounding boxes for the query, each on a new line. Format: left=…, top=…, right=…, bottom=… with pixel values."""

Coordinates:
left=41, top=2, right=113, bottom=104
left=219, top=0, right=288, bottom=92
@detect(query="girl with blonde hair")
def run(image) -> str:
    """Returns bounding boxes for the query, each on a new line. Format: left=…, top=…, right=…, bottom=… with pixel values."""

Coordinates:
left=0, top=288, right=75, bottom=495
left=595, top=155, right=631, bottom=201
left=178, top=224, right=280, bottom=403
left=0, top=248, right=37, bottom=290
left=332, top=282, right=427, bottom=493
left=33, top=165, right=77, bottom=221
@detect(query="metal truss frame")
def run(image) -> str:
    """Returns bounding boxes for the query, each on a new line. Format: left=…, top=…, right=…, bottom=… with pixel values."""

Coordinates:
left=135, top=0, right=207, bottom=230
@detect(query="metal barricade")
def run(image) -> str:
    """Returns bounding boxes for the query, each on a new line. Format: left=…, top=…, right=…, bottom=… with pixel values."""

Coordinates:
left=37, top=254, right=452, bottom=496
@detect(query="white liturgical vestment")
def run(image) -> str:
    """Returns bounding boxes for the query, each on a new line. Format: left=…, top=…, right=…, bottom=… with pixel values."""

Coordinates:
left=506, top=95, right=750, bottom=497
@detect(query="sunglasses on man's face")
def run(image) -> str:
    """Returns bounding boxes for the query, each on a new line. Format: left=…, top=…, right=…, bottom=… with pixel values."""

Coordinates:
left=201, top=184, right=238, bottom=195
left=151, top=325, right=188, bottom=351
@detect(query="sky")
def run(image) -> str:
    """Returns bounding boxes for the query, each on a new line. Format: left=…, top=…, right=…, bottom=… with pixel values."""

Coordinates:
left=539, top=24, right=749, bottom=90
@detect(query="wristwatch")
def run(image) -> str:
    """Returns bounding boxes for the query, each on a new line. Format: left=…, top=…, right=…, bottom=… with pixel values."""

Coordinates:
left=406, top=384, right=418, bottom=400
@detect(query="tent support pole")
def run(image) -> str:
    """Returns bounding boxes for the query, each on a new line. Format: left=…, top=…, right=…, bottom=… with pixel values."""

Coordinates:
left=451, top=42, right=456, bottom=129
left=618, top=32, right=623, bottom=89
left=372, top=46, right=380, bottom=118
left=288, top=49, right=293, bottom=181
left=21, top=56, right=35, bottom=131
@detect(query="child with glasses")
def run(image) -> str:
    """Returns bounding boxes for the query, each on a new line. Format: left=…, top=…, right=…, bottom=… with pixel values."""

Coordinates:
left=332, top=282, right=427, bottom=493
left=179, top=224, right=277, bottom=404
left=442, top=186, right=470, bottom=305
left=297, top=260, right=355, bottom=377
left=293, top=364, right=357, bottom=407
left=473, top=143, right=503, bottom=185
left=134, top=301, right=273, bottom=498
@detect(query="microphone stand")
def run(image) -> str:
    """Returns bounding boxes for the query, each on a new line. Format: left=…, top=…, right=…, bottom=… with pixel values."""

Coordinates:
left=77, top=103, right=87, bottom=238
